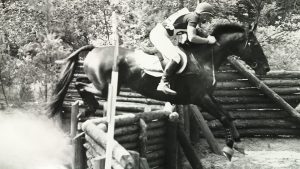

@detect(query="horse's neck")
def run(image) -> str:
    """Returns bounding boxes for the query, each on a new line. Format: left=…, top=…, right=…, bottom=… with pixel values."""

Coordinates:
left=212, top=45, right=231, bottom=70
left=212, top=35, right=245, bottom=70
left=186, top=32, right=245, bottom=72
left=189, top=45, right=228, bottom=71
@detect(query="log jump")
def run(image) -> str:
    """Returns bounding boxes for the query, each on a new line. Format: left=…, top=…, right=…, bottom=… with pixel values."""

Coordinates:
left=73, top=104, right=202, bottom=169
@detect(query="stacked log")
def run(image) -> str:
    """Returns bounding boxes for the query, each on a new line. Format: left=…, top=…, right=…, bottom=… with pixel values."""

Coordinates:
left=206, top=64, right=300, bottom=137
left=82, top=110, right=175, bottom=169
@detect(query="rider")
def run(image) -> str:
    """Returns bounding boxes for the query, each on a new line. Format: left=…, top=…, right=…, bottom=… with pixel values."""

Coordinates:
left=149, top=2, right=216, bottom=95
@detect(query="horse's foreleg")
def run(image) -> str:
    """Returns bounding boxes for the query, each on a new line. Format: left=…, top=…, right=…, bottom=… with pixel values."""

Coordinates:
left=198, top=94, right=240, bottom=145
left=200, top=94, right=244, bottom=161
left=75, top=81, right=103, bottom=117
left=208, top=95, right=241, bottom=142
left=199, top=94, right=245, bottom=159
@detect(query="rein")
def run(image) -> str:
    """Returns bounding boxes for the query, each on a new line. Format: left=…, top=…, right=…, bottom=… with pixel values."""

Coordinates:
left=211, top=47, right=216, bottom=86
left=210, top=37, right=249, bottom=86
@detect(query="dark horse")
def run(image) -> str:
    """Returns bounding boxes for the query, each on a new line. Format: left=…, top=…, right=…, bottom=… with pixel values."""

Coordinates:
left=47, top=23, right=270, bottom=160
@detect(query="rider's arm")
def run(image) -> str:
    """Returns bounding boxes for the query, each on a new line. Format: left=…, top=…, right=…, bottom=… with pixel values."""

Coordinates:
left=187, top=25, right=209, bottom=44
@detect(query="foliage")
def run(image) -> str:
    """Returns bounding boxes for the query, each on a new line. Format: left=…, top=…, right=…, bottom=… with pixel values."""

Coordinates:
left=258, top=26, right=300, bottom=70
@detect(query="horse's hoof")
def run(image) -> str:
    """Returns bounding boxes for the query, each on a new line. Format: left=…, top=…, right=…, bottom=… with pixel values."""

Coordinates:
left=233, top=143, right=246, bottom=154
left=222, top=146, right=234, bottom=161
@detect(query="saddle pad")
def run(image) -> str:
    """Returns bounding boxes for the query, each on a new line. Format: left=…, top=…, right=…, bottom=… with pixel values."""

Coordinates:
left=134, top=48, right=187, bottom=77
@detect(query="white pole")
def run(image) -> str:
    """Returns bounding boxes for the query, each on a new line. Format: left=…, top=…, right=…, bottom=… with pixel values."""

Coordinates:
left=104, top=9, right=119, bottom=169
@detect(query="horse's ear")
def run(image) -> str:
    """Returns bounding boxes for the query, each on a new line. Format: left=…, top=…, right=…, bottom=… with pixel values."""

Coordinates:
left=252, top=22, right=258, bottom=32
left=247, top=23, right=252, bottom=33
left=248, top=23, right=252, bottom=30
left=248, top=22, right=258, bottom=32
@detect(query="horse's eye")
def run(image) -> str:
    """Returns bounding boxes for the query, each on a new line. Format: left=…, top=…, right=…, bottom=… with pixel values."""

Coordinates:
left=251, top=62, right=258, bottom=69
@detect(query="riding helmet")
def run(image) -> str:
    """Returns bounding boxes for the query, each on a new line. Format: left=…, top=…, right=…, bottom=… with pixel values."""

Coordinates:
left=195, top=2, right=214, bottom=16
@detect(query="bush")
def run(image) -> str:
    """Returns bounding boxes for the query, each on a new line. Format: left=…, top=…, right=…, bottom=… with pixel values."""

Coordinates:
left=258, top=26, right=300, bottom=70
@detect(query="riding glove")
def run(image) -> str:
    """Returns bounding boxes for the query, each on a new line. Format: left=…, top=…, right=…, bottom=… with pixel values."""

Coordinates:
left=207, top=35, right=217, bottom=44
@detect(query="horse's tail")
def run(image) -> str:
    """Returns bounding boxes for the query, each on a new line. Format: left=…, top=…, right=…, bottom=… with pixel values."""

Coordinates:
left=47, top=45, right=95, bottom=117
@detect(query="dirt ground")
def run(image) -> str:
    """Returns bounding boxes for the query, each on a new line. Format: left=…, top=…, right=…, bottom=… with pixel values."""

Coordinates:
left=182, top=138, right=300, bottom=169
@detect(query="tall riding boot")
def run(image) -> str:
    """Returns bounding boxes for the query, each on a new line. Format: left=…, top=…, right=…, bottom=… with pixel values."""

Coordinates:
left=157, top=59, right=178, bottom=95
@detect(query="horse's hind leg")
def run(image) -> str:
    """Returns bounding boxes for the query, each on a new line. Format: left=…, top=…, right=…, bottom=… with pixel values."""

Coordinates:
left=74, top=80, right=107, bottom=117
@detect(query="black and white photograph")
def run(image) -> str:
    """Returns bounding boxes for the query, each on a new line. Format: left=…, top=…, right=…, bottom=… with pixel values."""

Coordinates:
left=1, top=0, right=300, bottom=169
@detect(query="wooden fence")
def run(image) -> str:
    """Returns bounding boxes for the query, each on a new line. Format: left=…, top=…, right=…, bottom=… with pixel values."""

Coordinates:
left=72, top=101, right=183, bottom=169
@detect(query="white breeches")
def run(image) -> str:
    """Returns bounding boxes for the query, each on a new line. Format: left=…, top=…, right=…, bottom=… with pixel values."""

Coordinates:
left=149, top=23, right=181, bottom=63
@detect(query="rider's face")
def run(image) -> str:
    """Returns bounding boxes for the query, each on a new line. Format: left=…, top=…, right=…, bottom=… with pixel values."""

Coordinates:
left=198, top=13, right=213, bottom=23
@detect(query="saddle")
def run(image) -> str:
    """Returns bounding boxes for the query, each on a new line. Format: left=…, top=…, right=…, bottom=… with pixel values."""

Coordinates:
left=134, top=46, right=188, bottom=77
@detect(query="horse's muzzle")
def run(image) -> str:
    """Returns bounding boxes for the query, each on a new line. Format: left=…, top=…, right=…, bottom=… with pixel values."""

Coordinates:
left=264, top=66, right=270, bottom=73
left=254, top=64, right=270, bottom=76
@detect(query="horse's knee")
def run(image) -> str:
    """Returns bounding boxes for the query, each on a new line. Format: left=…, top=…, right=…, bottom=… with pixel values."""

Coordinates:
left=85, top=107, right=96, bottom=117
left=220, top=116, right=230, bottom=123
left=74, top=81, right=86, bottom=90
left=220, top=116, right=231, bottom=128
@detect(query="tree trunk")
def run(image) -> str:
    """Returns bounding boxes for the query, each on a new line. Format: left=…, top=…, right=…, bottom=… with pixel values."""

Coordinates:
left=1, top=0, right=6, bottom=9
left=103, top=10, right=110, bottom=43
left=45, top=63, right=48, bottom=102
left=0, top=54, right=8, bottom=105
left=0, top=72, right=8, bottom=105
left=178, top=0, right=184, bottom=8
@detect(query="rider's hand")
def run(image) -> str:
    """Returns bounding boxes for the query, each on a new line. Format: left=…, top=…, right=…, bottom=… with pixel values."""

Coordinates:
left=207, top=35, right=216, bottom=44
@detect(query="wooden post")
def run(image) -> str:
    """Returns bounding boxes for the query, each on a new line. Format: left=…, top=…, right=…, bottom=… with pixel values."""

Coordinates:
left=73, top=136, right=85, bottom=169
left=93, top=156, right=105, bottom=169
left=129, top=151, right=140, bottom=169
left=140, top=158, right=151, bottom=169
left=105, top=8, right=119, bottom=169
left=139, top=119, right=148, bottom=158
left=71, top=101, right=85, bottom=169
left=189, top=105, right=222, bottom=155
left=165, top=112, right=179, bottom=169
left=72, top=133, right=85, bottom=169
left=176, top=105, right=184, bottom=169
left=177, top=127, right=203, bottom=169
left=228, top=55, right=300, bottom=122
left=190, top=106, right=200, bottom=143
left=183, top=105, right=190, bottom=138
left=71, top=100, right=79, bottom=138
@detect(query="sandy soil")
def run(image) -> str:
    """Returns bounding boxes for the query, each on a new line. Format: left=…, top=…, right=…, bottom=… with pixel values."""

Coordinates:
left=183, top=138, right=300, bottom=169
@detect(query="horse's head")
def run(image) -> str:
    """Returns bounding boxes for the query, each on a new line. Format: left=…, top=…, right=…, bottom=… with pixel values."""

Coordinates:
left=212, top=23, right=270, bottom=75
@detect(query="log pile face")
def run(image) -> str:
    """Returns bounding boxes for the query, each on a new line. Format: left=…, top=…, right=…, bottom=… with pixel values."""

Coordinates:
left=63, top=61, right=300, bottom=138
left=82, top=111, right=173, bottom=169
left=211, top=65, right=300, bottom=137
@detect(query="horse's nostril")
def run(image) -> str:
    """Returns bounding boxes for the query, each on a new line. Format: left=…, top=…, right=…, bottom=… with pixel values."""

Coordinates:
left=265, top=67, right=270, bottom=72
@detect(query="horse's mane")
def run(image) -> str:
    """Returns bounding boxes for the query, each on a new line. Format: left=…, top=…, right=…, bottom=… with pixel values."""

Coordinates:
left=211, top=23, right=245, bottom=39
left=179, top=23, right=246, bottom=49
